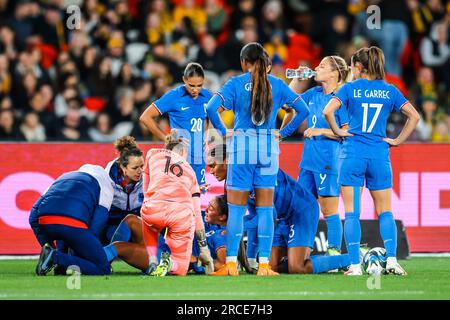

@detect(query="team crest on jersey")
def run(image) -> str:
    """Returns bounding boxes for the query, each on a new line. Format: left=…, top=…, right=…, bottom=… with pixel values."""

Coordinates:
left=244, top=82, right=252, bottom=91
left=220, top=230, right=227, bottom=236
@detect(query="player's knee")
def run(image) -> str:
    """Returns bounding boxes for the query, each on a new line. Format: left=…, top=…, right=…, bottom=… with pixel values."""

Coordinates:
left=124, top=214, right=139, bottom=227
left=99, top=263, right=112, bottom=275
left=288, top=260, right=312, bottom=274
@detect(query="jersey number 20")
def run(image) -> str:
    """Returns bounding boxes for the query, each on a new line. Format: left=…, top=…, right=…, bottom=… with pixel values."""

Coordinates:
left=190, top=118, right=203, bottom=132
left=361, top=103, right=383, bottom=133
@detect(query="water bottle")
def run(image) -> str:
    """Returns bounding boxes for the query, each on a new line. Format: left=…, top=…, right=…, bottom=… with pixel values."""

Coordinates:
left=286, top=67, right=316, bottom=80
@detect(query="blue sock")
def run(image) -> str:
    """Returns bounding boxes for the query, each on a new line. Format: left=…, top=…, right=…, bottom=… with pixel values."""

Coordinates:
left=256, top=206, right=274, bottom=263
left=226, top=203, right=247, bottom=258
left=378, top=211, right=397, bottom=258
left=103, top=244, right=118, bottom=263
left=344, top=212, right=361, bottom=264
left=110, top=220, right=132, bottom=243
left=311, top=254, right=351, bottom=274
left=325, top=214, right=342, bottom=250
left=246, top=228, right=258, bottom=259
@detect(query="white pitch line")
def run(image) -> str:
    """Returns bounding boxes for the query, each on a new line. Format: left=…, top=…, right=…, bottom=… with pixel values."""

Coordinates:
left=0, top=291, right=425, bottom=299
left=0, top=255, right=38, bottom=260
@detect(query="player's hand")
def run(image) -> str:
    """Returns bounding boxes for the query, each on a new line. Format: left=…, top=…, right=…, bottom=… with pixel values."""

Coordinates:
left=199, top=247, right=214, bottom=274
left=200, top=183, right=210, bottom=194
left=274, top=130, right=282, bottom=142
left=303, top=128, right=321, bottom=139
left=335, top=128, right=354, bottom=138
left=383, top=138, right=400, bottom=147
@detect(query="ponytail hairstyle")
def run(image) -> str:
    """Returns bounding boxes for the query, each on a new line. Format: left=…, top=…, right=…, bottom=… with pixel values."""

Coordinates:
left=114, top=136, right=143, bottom=168
left=240, top=42, right=273, bottom=126
left=326, top=55, right=352, bottom=87
left=165, top=129, right=188, bottom=154
left=183, top=62, right=205, bottom=79
left=351, top=46, right=385, bottom=80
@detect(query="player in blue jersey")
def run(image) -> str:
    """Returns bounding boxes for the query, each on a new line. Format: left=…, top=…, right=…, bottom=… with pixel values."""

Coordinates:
left=286, top=56, right=351, bottom=259
left=206, top=42, right=310, bottom=276
left=324, top=47, right=420, bottom=275
left=102, top=136, right=144, bottom=244
left=139, top=62, right=211, bottom=186
left=29, top=164, right=114, bottom=276
left=207, top=144, right=356, bottom=274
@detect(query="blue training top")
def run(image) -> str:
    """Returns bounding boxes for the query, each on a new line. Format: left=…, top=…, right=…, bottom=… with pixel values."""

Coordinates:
left=29, top=164, right=114, bottom=237
left=334, top=79, right=408, bottom=160
left=300, top=86, right=348, bottom=174
left=153, top=85, right=212, bottom=165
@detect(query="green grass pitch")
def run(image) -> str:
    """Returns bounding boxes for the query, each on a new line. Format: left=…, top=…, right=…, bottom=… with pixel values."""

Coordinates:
left=1, top=257, right=450, bottom=300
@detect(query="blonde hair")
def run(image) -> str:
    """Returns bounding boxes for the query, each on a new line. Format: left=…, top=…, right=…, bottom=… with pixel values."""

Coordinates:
left=351, top=46, right=385, bottom=80
left=165, top=129, right=188, bottom=152
left=326, top=55, right=352, bottom=84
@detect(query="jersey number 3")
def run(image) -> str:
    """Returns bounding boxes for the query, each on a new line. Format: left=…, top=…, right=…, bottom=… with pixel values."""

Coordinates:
left=361, top=103, right=383, bottom=133
left=164, top=156, right=183, bottom=177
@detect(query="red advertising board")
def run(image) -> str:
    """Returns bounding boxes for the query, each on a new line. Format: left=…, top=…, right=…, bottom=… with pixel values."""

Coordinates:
left=0, top=143, right=449, bottom=254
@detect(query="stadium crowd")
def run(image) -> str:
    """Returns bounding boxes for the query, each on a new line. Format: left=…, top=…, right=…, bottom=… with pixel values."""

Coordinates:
left=0, top=0, right=449, bottom=143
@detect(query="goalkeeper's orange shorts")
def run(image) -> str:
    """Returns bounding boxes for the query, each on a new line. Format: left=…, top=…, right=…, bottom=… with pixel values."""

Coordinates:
left=141, top=200, right=195, bottom=276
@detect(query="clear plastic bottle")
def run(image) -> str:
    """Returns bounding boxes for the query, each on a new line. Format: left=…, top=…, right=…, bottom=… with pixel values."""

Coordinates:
left=286, top=67, right=316, bottom=80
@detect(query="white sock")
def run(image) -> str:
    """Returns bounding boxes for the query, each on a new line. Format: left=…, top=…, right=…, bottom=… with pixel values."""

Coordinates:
left=226, top=256, right=237, bottom=263
left=259, top=257, right=269, bottom=264
left=387, top=257, right=397, bottom=265
left=248, top=258, right=258, bottom=269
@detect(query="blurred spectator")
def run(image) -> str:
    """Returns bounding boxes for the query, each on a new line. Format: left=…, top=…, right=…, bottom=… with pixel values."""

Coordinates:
left=0, top=108, right=24, bottom=140
left=56, top=105, right=90, bottom=141
left=20, top=111, right=46, bottom=142
left=173, top=0, right=207, bottom=35
left=88, top=112, right=117, bottom=142
left=196, top=34, right=229, bottom=74
left=0, top=0, right=447, bottom=143
left=205, top=0, right=228, bottom=37
left=420, top=21, right=450, bottom=90
left=0, top=54, right=12, bottom=96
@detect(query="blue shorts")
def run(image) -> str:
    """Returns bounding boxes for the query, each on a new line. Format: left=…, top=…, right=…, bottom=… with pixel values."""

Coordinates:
left=190, top=163, right=206, bottom=185
left=273, top=203, right=319, bottom=249
left=298, top=169, right=340, bottom=197
left=227, top=153, right=279, bottom=191
left=338, top=157, right=392, bottom=190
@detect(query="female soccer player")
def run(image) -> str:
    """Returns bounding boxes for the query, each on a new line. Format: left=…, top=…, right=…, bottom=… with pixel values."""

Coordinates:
left=140, top=130, right=214, bottom=276
left=207, top=144, right=355, bottom=274
left=287, top=56, right=351, bottom=257
left=30, top=164, right=114, bottom=276
left=103, top=136, right=144, bottom=244
left=206, top=42, right=310, bottom=276
left=139, top=62, right=211, bottom=186
left=323, top=47, right=420, bottom=275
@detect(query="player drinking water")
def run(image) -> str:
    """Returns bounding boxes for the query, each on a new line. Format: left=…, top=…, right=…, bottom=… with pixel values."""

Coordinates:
left=206, top=42, right=310, bottom=276
left=287, top=56, right=351, bottom=258
left=323, top=46, right=420, bottom=276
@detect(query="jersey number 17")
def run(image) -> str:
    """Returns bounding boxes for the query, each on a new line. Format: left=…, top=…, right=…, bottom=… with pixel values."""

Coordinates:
left=361, top=103, right=383, bottom=133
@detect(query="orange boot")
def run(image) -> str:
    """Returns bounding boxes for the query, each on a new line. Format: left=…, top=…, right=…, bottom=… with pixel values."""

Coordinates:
left=256, top=263, right=279, bottom=276
left=211, top=261, right=239, bottom=276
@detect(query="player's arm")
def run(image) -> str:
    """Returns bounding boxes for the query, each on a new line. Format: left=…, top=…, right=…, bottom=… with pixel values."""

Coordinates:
left=206, top=94, right=229, bottom=137
left=304, top=124, right=349, bottom=140
left=323, top=98, right=353, bottom=137
left=279, top=96, right=310, bottom=139
left=139, top=104, right=166, bottom=141
left=89, top=205, right=109, bottom=238
left=384, top=102, right=420, bottom=146
left=192, top=193, right=214, bottom=274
